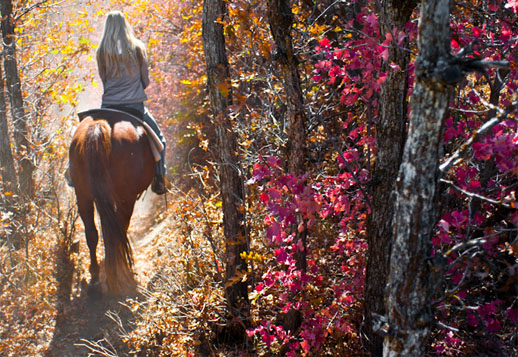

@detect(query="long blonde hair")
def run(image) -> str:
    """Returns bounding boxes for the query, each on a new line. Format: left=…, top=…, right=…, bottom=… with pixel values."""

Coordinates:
left=96, top=11, right=146, bottom=79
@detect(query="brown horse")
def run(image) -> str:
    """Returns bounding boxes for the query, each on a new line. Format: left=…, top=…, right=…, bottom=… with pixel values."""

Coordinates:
left=69, top=109, right=154, bottom=296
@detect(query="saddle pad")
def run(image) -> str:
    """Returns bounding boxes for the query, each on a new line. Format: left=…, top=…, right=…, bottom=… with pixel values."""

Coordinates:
left=78, top=108, right=164, bottom=161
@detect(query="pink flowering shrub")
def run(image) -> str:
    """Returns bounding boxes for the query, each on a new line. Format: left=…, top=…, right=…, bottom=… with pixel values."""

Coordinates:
left=298, top=0, right=518, bottom=355
left=246, top=156, right=367, bottom=355
left=430, top=1, right=518, bottom=354
left=246, top=1, right=517, bottom=355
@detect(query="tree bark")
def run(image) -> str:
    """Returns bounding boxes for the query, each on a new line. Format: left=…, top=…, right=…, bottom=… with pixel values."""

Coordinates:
left=267, top=0, right=308, bottom=334
left=0, top=0, right=33, bottom=196
left=201, top=0, right=249, bottom=327
left=0, top=61, right=17, bottom=195
left=384, top=0, right=453, bottom=355
left=268, top=0, right=306, bottom=176
left=364, top=1, right=417, bottom=355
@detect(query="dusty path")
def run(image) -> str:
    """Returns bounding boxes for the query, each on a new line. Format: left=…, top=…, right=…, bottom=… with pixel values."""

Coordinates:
left=45, top=189, right=171, bottom=356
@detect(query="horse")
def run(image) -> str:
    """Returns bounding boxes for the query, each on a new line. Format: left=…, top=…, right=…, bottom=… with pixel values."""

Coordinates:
left=69, top=109, right=155, bottom=296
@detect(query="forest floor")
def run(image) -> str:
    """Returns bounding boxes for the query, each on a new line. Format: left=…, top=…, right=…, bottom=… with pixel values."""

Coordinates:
left=44, top=189, right=173, bottom=357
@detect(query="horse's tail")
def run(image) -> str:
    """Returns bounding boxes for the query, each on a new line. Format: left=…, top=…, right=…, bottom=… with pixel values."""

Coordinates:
left=83, top=121, right=135, bottom=296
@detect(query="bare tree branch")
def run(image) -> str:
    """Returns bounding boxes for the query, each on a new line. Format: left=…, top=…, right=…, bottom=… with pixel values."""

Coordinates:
left=440, top=178, right=512, bottom=208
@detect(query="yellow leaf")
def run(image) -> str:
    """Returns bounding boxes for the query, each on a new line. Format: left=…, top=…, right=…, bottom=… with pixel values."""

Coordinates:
left=216, top=81, right=231, bottom=97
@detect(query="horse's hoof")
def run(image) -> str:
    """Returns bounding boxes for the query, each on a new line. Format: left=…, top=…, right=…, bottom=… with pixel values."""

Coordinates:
left=87, top=280, right=103, bottom=299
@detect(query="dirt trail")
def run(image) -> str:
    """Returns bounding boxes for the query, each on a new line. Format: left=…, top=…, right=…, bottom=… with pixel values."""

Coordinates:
left=45, top=189, right=171, bottom=357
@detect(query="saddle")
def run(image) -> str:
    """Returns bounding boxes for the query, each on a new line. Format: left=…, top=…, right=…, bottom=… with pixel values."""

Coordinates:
left=78, top=108, right=164, bottom=162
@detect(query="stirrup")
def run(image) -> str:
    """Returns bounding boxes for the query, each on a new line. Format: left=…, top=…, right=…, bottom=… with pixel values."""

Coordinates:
left=152, top=175, right=166, bottom=195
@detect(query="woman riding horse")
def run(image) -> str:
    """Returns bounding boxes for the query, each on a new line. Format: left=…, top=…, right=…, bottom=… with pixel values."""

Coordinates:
left=68, top=11, right=167, bottom=296
left=97, top=10, right=166, bottom=194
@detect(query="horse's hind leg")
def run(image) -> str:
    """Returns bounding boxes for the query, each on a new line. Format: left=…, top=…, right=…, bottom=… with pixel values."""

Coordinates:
left=118, top=199, right=136, bottom=233
left=77, top=196, right=100, bottom=284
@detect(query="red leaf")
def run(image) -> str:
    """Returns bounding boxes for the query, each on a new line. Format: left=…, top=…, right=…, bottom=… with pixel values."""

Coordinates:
left=451, top=39, right=460, bottom=51
left=472, top=26, right=481, bottom=38
left=319, top=38, right=330, bottom=48
left=300, top=339, right=311, bottom=353
left=470, top=180, right=481, bottom=190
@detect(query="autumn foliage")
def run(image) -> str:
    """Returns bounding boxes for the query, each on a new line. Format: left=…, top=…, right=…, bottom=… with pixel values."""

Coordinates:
left=0, top=0, right=517, bottom=356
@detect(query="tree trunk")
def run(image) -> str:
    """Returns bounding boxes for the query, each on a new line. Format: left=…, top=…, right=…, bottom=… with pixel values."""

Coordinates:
left=364, top=1, right=416, bottom=355
left=0, top=61, right=17, bottom=195
left=384, top=0, right=453, bottom=355
left=201, top=0, right=249, bottom=328
left=268, top=0, right=308, bottom=334
left=0, top=0, right=33, bottom=196
left=268, top=0, right=306, bottom=176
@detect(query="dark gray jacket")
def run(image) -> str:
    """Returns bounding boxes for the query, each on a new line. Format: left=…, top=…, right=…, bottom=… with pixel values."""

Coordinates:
left=100, top=54, right=150, bottom=105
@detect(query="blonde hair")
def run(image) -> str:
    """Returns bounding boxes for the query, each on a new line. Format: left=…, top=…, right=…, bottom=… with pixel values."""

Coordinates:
left=96, top=11, right=147, bottom=78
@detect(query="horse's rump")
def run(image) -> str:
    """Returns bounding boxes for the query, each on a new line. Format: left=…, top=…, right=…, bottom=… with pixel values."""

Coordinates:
left=71, top=112, right=154, bottom=198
